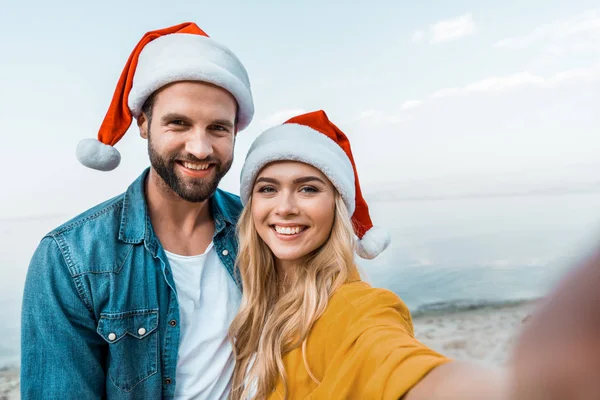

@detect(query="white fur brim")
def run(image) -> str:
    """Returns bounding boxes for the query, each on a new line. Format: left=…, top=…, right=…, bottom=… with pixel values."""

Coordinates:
left=76, top=138, right=121, bottom=171
left=128, top=33, right=254, bottom=130
left=239, top=123, right=356, bottom=214
left=356, top=226, right=391, bottom=259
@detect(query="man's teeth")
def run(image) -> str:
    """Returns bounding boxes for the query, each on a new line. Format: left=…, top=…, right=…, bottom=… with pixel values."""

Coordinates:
left=274, top=226, right=304, bottom=235
left=183, top=162, right=210, bottom=171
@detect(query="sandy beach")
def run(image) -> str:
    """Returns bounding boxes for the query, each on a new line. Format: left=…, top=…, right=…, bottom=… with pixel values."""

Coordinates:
left=0, top=300, right=537, bottom=399
left=0, top=367, right=19, bottom=400
left=413, top=299, right=539, bottom=367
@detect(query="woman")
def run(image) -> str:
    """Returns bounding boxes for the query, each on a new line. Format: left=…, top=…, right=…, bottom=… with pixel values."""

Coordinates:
left=228, top=110, right=508, bottom=399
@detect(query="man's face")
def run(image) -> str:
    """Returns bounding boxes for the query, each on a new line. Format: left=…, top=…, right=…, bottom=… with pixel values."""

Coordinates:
left=138, top=81, right=238, bottom=202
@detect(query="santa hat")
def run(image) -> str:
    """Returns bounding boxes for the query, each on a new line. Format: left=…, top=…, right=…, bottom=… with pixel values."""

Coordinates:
left=239, top=110, right=390, bottom=259
left=76, top=22, right=254, bottom=171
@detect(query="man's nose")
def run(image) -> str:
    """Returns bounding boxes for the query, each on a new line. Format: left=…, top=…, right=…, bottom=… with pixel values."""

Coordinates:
left=185, top=130, right=213, bottom=160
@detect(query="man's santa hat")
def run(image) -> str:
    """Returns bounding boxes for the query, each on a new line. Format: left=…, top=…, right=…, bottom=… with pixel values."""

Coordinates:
left=239, top=110, right=390, bottom=259
left=76, top=22, right=254, bottom=171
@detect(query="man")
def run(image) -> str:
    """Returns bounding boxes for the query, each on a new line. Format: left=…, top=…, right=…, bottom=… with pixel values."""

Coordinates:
left=21, top=22, right=254, bottom=399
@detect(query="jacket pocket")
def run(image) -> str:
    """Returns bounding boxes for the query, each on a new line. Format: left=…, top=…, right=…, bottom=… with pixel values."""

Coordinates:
left=97, top=309, right=159, bottom=392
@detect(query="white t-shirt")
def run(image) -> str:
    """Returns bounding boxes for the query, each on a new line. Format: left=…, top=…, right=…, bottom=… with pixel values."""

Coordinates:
left=166, top=242, right=242, bottom=400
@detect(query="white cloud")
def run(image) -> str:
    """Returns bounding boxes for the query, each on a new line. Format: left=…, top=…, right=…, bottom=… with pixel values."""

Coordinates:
left=431, top=87, right=461, bottom=99
left=495, top=9, right=600, bottom=50
left=400, top=100, right=422, bottom=110
left=352, top=63, right=599, bottom=132
left=411, top=13, right=476, bottom=44
left=411, top=29, right=425, bottom=42
left=550, top=64, right=600, bottom=84
left=464, top=72, right=546, bottom=92
left=260, top=108, right=306, bottom=128
left=363, top=63, right=600, bottom=123
left=427, top=63, right=600, bottom=100
left=430, top=13, right=476, bottom=43
left=353, top=109, right=405, bottom=125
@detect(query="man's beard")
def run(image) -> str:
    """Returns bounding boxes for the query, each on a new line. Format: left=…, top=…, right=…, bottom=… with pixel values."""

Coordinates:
left=148, top=135, right=233, bottom=203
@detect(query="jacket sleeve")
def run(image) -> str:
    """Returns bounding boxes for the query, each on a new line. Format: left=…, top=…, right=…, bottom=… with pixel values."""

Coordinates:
left=312, top=287, right=451, bottom=400
left=20, top=236, right=107, bottom=399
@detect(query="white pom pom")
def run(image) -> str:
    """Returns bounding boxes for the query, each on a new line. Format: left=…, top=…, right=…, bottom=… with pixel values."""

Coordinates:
left=356, top=226, right=391, bottom=259
left=76, top=138, right=121, bottom=171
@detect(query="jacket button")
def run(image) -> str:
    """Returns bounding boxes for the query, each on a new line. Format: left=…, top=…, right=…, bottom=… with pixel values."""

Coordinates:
left=165, top=378, right=172, bottom=385
left=138, top=327, right=146, bottom=335
left=108, top=333, right=117, bottom=341
left=222, top=249, right=229, bottom=256
left=169, top=320, right=177, bottom=327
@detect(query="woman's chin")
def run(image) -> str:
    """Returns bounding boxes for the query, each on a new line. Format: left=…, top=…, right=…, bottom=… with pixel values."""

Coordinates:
left=271, top=250, right=307, bottom=263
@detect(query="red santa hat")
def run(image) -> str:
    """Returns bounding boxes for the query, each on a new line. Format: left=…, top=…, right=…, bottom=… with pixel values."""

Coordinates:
left=239, top=110, right=390, bottom=259
left=76, top=22, right=254, bottom=171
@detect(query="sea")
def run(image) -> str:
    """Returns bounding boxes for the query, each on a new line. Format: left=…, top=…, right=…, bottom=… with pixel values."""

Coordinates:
left=2, top=192, right=600, bottom=368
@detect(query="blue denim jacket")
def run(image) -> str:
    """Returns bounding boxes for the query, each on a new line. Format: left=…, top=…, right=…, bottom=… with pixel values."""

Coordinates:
left=20, top=168, right=242, bottom=399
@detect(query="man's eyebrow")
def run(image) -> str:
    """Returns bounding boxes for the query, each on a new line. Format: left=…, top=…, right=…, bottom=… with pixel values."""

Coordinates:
left=160, top=113, right=189, bottom=123
left=158, top=115, right=234, bottom=129
left=293, top=176, right=326, bottom=185
left=212, top=119, right=235, bottom=129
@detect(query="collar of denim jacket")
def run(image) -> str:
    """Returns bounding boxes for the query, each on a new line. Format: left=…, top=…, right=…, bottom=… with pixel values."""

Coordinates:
left=118, top=167, right=236, bottom=244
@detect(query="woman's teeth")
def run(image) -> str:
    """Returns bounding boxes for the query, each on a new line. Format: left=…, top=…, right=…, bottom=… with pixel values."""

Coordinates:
left=274, top=226, right=305, bottom=235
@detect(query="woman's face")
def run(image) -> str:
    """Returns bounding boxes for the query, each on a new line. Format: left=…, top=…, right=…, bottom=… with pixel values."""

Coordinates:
left=251, top=161, right=336, bottom=267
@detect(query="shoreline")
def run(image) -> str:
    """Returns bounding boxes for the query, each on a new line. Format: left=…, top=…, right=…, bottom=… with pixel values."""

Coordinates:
left=0, top=299, right=540, bottom=398
left=412, top=298, right=540, bottom=366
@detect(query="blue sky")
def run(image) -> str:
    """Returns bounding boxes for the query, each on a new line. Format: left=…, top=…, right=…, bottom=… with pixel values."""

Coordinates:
left=1, top=0, right=599, bottom=218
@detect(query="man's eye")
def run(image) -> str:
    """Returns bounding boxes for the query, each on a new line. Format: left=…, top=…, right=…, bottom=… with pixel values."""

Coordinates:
left=210, top=125, right=228, bottom=132
left=171, top=120, right=186, bottom=126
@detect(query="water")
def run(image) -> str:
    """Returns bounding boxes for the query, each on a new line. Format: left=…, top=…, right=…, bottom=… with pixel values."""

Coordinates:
left=2, top=192, right=600, bottom=367
left=359, top=193, right=600, bottom=312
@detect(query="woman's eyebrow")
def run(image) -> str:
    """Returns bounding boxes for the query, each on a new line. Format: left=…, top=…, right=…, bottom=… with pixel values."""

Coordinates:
left=255, top=177, right=279, bottom=185
left=293, top=176, right=326, bottom=184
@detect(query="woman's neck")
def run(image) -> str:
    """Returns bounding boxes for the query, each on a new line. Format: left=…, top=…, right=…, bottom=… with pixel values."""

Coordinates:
left=275, top=258, right=300, bottom=293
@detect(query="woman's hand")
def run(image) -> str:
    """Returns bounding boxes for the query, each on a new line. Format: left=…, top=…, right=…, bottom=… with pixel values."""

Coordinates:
left=406, top=244, right=600, bottom=400
left=508, top=245, right=600, bottom=399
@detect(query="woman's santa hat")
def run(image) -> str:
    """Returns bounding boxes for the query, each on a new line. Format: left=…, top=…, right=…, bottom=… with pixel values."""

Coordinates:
left=76, top=22, right=254, bottom=171
left=240, top=110, right=391, bottom=259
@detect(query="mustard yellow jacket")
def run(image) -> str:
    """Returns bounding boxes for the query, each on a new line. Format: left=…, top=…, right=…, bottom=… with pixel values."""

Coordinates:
left=268, top=280, right=450, bottom=399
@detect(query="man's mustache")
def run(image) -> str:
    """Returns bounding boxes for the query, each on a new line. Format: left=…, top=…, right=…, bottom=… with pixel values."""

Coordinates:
left=172, top=154, right=219, bottom=164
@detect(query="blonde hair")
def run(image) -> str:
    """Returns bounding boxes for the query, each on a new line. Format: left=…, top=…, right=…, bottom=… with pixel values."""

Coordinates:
left=229, top=194, right=358, bottom=399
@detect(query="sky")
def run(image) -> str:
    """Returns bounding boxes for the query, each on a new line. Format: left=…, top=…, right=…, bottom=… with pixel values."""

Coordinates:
left=1, top=0, right=599, bottom=218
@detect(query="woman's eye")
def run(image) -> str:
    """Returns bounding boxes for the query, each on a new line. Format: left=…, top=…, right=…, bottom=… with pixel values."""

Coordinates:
left=300, top=186, right=319, bottom=193
left=257, top=186, right=276, bottom=193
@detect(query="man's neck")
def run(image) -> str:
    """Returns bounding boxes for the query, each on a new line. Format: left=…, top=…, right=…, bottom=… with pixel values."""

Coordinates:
left=145, top=169, right=215, bottom=256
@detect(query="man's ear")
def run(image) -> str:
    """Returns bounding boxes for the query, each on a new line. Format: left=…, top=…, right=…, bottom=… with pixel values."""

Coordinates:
left=137, top=113, right=149, bottom=139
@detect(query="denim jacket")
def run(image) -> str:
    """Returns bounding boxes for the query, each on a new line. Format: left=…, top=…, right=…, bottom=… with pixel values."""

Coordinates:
left=20, top=168, right=242, bottom=399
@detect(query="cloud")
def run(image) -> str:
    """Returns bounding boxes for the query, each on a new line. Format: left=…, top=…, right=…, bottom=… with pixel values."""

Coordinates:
left=495, top=9, right=600, bottom=50
left=412, top=13, right=476, bottom=44
left=431, top=87, right=461, bottom=99
left=400, top=100, right=422, bottom=110
left=260, top=108, right=306, bottom=128
left=359, top=63, right=600, bottom=123
left=353, top=109, right=405, bottom=125
left=430, top=63, right=599, bottom=99
left=463, top=72, right=546, bottom=92
left=411, top=30, right=425, bottom=43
